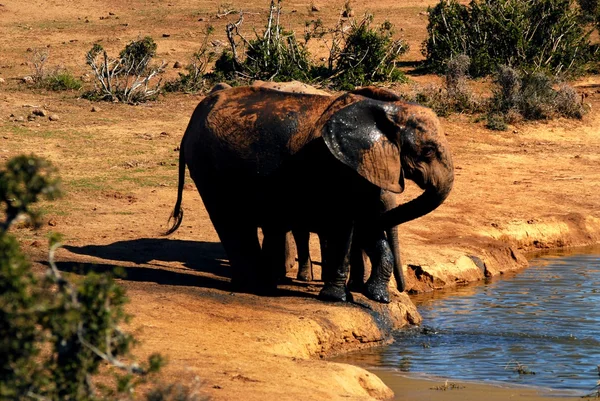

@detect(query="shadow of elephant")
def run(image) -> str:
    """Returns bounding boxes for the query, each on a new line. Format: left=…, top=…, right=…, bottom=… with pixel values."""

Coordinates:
left=60, top=238, right=316, bottom=298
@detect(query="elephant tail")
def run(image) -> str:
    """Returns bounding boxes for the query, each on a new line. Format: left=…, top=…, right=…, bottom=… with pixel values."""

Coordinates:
left=165, top=140, right=186, bottom=235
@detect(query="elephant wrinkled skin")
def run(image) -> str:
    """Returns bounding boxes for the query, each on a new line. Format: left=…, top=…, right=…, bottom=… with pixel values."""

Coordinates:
left=167, top=85, right=454, bottom=303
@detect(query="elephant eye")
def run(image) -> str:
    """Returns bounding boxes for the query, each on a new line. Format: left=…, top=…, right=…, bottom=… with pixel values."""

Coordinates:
left=422, top=145, right=437, bottom=159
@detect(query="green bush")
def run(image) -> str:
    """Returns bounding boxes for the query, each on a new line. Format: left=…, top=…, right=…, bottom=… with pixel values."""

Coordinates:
left=423, top=0, right=593, bottom=77
left=0, top=155, right=209, bottom=400
left=42, top=70, right=83, bottom=91
left=328, top=16, right=409, bottom=89
left=213, top=0, right=313, bottom=83
left=85, top=38, right=165, bottom=103
left=120, top=36, right=158, bottom=76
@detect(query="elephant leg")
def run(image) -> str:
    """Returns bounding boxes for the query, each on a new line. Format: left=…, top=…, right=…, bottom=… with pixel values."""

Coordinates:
left=195, top=180, right=264, bottom=293
left=347, top=238, right=366, bottom=292
left=284, top=231, right=297, bottom=278
left=362, top=230, right=394, bottom=304
left=292, top=229, right=313, bottom=281
left=261, top=227, right=288, bottom=290
left=218, top=222, right=264, bottom=292
left=318, top=224, right=353, bottom=302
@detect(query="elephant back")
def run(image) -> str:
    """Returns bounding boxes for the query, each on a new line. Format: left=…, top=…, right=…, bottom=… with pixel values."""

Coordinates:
left=200, top=87, right=333, bottom=176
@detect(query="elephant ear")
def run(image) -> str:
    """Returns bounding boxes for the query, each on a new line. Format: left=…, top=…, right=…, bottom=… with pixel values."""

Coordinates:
left=322, top=98, right=405, bottom=193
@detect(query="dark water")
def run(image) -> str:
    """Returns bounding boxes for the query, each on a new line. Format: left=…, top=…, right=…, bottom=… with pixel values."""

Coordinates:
left=337, top=247, right=600, bottom=395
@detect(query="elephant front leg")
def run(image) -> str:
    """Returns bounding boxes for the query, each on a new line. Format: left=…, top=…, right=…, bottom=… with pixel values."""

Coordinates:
left=318, top=225, right=353, bottom=302
left=363, top=232, right=394, bottom=304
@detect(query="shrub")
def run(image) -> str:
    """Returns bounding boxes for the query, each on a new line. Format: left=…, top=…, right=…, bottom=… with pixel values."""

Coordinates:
left=327, top=16, right=409, bottom=90
left=485, top=112, right=508, bottom=131
left=42, top=69, right=83, bottom=91
left=423, top=0, right=593, bottom=77
left=555, top=82, right=585, bottom=118
left=0, top=155, right=204, bottom=400
left=85, top=37, right=166, bottom=103
left=215, top=0, right=313, bottom=82
left=488, top=65, right=585, bottom=127
left=409, top=55, right=480, bottom=116
left=213, top=1, right=408, bottom=90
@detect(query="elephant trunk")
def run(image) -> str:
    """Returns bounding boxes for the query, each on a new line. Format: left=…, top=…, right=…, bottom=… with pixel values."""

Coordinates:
left=380, top=178, right=453, bottom=230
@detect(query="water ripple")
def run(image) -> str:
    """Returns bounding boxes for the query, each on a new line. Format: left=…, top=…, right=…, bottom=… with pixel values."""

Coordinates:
left=337, top=247, right=600, bottom=393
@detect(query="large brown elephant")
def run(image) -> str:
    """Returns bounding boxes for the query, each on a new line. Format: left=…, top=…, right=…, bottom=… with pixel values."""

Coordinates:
left=167, top=85, right=453, bottom=302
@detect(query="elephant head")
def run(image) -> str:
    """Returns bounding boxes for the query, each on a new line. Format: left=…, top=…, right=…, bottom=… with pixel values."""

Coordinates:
left=319, top=87, right=454, bottom=229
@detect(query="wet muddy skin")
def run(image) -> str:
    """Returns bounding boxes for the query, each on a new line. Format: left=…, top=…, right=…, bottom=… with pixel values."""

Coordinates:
left=335, top=246, right=600, bottom=395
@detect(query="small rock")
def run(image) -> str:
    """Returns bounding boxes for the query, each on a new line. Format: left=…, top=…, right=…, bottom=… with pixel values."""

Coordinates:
left=173, top=61, right=182, bottom=68
left=311, top=4, right=320, bottom=11
left=159, top=131, right=169, bottom=137
left=32, top=109, right=47, bottom=117
left=198, top=17, right=205, bottom=21
left=162, top=33, right=171, bottom=37
left=48, top=218, right=57, bottom=226
left=27, top=115, right=36, bottom=121
left=91, top=106, right=101, bottom=112
left=49, top=114, right=60, bottom=121
left=0, top=77, right=5, bottom=84
left=15, top=116, right=24, bottom=122
left=30, top=240, right=42, bottom=248
left=21, top=76, right=34, bottom=84
left=26, top=47, right=33, bottom=52
left=109, top=11, right=115, bottom=15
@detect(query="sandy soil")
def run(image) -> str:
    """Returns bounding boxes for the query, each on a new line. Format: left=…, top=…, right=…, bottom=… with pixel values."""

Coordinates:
left=2, top=1, right=600, bottom=400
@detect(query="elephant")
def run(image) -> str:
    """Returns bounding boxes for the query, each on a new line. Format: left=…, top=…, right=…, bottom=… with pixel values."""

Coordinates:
left=167, top=85, right=454, bottom=303
left=287, top=189, right=406, bottom=295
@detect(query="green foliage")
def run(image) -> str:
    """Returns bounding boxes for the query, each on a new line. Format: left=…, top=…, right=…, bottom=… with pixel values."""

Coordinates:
left=211, top=2, right=408, bottom=90
left=120, top=36, right=158, bottom=76
left=328, top=15, right=409, bottom=89
left=42, top=69, right=83, bottom=91
left=0, top=155, right=61, bottom=230
left=423, top=0, right=593, bottom=77
left=577, top=0, right=600, bottom=22
left=214, top=0, right=313, bottom=83
left=0, top=155, right=198, bottom=400
left=85, top=38, right=165, bottom=103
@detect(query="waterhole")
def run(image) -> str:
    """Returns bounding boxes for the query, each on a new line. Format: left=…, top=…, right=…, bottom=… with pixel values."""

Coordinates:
left=337, top=246, right=600, bottom=395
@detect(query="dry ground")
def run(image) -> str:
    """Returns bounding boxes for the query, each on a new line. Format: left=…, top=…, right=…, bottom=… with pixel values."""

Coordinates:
left=2, top=1, right=600, bottom=400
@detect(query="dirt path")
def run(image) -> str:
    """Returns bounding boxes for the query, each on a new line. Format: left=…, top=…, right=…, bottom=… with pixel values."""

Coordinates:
left=2, top=1, right=600, bottom=400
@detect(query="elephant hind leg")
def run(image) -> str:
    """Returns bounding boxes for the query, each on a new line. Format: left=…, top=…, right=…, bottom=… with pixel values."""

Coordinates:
left=292, top=229, right=313, bottom=282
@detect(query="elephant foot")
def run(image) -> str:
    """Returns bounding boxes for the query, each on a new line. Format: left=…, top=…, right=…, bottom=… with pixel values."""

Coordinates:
left=364, top=279, right=391, bottom=304
left=318, top=284, right=350, bottom=302
left=296, top=263, right=313, bottom=282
